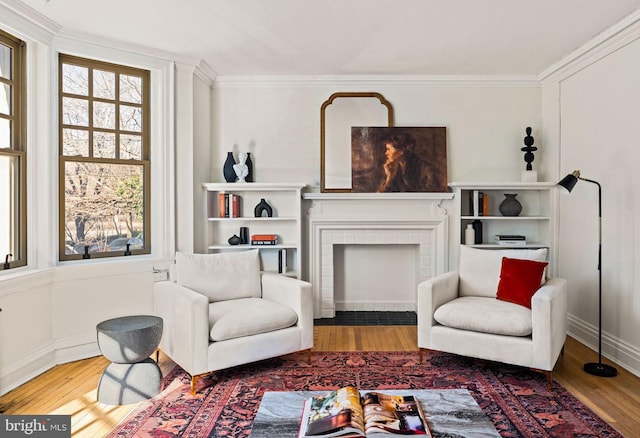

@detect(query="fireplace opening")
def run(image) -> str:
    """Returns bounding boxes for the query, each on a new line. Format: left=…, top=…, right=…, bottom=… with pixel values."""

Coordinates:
left=333, top=244, right=418, bottom=312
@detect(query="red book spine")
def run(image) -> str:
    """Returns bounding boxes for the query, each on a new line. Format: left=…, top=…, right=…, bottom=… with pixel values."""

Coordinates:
left=232, top=194, right=241, bottom=218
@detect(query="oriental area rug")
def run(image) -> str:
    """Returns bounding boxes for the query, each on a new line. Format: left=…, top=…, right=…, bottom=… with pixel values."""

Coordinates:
left=108, top=351, right=622, bottom=438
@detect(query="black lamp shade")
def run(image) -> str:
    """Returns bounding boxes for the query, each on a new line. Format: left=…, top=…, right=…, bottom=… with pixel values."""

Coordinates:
left=557, top=171, right=580, bottom=193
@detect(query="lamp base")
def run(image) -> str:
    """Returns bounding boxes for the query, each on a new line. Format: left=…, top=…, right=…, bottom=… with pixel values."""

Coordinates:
left=584, top=362, right=617, bottom=377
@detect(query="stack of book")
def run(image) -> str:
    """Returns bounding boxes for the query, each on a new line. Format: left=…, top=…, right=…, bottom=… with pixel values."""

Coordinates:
left=251, top=234, right=278, bottom=245
left=218, top=193, right=241, bottom=218
left=469, top=190, right=488, bottom=216
left=495, top=234, right=526, bottom=246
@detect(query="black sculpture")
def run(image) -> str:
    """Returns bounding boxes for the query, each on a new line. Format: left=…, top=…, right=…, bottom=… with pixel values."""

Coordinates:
left=521, top=127, right=537, bottom=171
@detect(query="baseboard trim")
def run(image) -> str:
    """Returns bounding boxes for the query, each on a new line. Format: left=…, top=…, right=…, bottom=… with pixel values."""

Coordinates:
left=0, top=343, right=55, bottom=396
left=567, top=313, right=640, bottom=378
left=0, top=335, right=101, bottom=396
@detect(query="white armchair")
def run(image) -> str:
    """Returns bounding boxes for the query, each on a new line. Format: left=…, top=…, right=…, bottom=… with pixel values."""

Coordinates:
left=417, top=245, right=567, bottom=388
left=154, top=250, right=313, bottom=393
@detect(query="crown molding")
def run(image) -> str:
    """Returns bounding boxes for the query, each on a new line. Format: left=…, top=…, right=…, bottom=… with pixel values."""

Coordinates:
left=212, top=74, right=541, bottom=89
left=56, top=28, right=202, bottom=67
left=0, top=0, right=59, bottom=41
left=539, top=8, right=640, bottom=82
left=194, top=60, right=217, bottom=86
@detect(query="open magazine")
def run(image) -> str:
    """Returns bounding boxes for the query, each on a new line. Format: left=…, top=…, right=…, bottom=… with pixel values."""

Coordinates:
left=298, top=386, right=432, bottom=437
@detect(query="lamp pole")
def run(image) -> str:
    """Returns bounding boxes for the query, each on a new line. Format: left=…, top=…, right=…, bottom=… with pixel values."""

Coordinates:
left=557, top=170, right=617, bottom=377
left=579, top=176, right=617, bottom=377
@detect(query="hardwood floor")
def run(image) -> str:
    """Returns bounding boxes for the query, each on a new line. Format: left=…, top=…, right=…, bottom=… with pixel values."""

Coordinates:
left=1, top=328, right=639, bottom=437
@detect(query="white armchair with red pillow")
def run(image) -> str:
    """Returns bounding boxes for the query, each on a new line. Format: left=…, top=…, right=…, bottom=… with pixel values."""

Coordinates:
left=417, top=245, right=567, bottom=387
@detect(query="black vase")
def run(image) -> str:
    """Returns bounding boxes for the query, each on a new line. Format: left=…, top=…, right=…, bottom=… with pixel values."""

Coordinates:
left=499, top=194, right=522, bottom=217
left=254, top=198, right=273, bottom=217
left=239, top=227, right=249, bottom=244
left=472, top=219, right=483, bottom=244
left=223, top=152, right=236, bottom=183
left=245, top=153, right=254, bottom=183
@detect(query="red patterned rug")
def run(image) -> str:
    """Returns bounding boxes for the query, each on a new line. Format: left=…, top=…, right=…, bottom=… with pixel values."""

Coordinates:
left=108, top=350, right=622, bottom=437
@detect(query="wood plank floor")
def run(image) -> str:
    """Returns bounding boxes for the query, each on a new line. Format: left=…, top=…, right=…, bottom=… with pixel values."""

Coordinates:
left=1, top=328, right=639, bottom=437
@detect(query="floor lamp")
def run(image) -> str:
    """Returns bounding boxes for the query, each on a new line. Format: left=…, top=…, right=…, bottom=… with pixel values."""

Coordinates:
left=557, top=170, right=617, bottom=377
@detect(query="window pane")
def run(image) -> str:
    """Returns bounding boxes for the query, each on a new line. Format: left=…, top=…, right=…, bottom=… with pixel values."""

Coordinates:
left=94, top=132, right=116, bottom=158
left=62, top=97, right=89, bottom=127
left=0, top=83, right=9, bottom=115
left=0, top=44, right=11, bottom=80
left=119, top=74, right=142, bottom=104
left=62, top=64, right=88, bottom=96
left=0, top=118, right=10, bottom=149
left=64, top=161, right=145, bottom=255
left=93, top=69, right=115, bottom=100
left=93, top=101, right=115, bottom=129
left=120, top=105, right=142, bottom=132
left=120, top=134, right=141, bottom=160
left=62, top=129, right=89, bottom=157
left=0, top=154, right=19, bottom=260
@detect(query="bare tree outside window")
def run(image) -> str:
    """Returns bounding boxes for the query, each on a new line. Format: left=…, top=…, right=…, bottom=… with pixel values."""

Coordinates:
left=59, top=54, right=150, bottom=260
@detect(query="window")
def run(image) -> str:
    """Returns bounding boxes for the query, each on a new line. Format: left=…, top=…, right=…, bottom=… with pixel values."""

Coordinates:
left=0, top=29, right=26, bottom=270
left=59, top=54, right=150, bottom=260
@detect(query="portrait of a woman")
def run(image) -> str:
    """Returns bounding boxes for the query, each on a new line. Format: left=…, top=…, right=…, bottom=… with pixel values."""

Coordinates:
left=351, top=127, right=447, bottom=193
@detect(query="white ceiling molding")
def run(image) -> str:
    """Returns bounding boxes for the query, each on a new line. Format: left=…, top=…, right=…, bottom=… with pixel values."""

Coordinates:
left=0, top=0, right=58, bottom=42
left=194, top=60, right=217, bottom=87
left=212, top=75, right=541, bottom=89
left=539, top=8, right=640, bottom=81
left=56, top=28, right=201, bottom=67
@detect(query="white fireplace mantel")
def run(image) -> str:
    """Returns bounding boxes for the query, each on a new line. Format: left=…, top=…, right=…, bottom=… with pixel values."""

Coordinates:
left=304, top=193, right=451, bottom=318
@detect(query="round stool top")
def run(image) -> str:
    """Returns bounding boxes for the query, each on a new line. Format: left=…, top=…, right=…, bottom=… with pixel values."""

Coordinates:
left=97, top=315, right=163, bottom=363
left=97, top=315, right=162, bottom=334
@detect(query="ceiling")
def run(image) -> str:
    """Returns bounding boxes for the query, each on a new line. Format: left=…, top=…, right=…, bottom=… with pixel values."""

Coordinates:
left=13, top=0, right=640, bottom=77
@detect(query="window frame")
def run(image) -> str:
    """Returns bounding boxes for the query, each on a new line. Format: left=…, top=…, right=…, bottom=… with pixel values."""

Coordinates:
left=58, top=54, right=151, bottom=261
left=0, top=28, right=27, bottom=270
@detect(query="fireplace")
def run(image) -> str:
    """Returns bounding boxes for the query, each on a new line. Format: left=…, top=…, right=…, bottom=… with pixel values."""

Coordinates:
left=304, top=193, right=451, bottom=318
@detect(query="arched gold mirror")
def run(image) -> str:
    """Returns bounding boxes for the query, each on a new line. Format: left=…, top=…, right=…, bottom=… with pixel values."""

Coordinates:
left=320, top=92, right=394, bottom=192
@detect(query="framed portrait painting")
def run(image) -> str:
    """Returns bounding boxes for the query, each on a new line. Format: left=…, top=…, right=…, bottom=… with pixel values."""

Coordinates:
left=351, top=127, right=448, bottom=193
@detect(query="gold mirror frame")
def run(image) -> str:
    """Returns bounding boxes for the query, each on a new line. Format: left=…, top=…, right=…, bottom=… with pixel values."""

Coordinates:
left=320, top=92, right=394, bottom=192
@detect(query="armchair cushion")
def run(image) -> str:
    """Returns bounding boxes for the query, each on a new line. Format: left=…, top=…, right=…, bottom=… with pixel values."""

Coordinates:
left=433, top=296, right=533, bottom=336
left=175, top=250, right=261, bottom=302
left=496, top=257, right=548, bottom=309
left=208, top=298, right=298, bottom=342
left=458, top=246, right=547, bottom=298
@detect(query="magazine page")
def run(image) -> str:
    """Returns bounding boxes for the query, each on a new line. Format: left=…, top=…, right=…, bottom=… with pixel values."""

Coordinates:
left=299, top=386, right=365, bottom=437
left=361, top=392, right=430, bottom=436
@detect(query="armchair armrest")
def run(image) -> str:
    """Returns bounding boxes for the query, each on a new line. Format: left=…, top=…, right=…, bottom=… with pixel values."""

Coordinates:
left=531, top=277, right=568, bottom=370
left=154, top=281, right=210, bottom=376
left=261, top=273, right=313, bottom=349
left=417, top=270, right=459, bottom=348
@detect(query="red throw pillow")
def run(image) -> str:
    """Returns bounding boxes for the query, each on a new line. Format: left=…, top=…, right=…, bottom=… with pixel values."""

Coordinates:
left=496, top=257, right=548, bottom=309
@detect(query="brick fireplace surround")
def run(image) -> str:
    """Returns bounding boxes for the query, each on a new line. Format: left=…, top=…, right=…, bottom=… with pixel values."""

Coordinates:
left=304, top=193, right=452, bottom=319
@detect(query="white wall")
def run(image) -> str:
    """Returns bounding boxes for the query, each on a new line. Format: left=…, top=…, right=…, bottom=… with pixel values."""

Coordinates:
left=211, top=80, right=543, bottom=305
left=545, top=33, right=640, bottom=375
left=212, top=81, right=543, bottom=186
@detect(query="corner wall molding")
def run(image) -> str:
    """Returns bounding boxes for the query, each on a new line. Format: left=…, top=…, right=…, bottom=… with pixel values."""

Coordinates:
left=56, top=29, right=201, bottom=66
left=0, top=0, right=58, bottom=42
left=539, top=8, right=640, bottom=82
